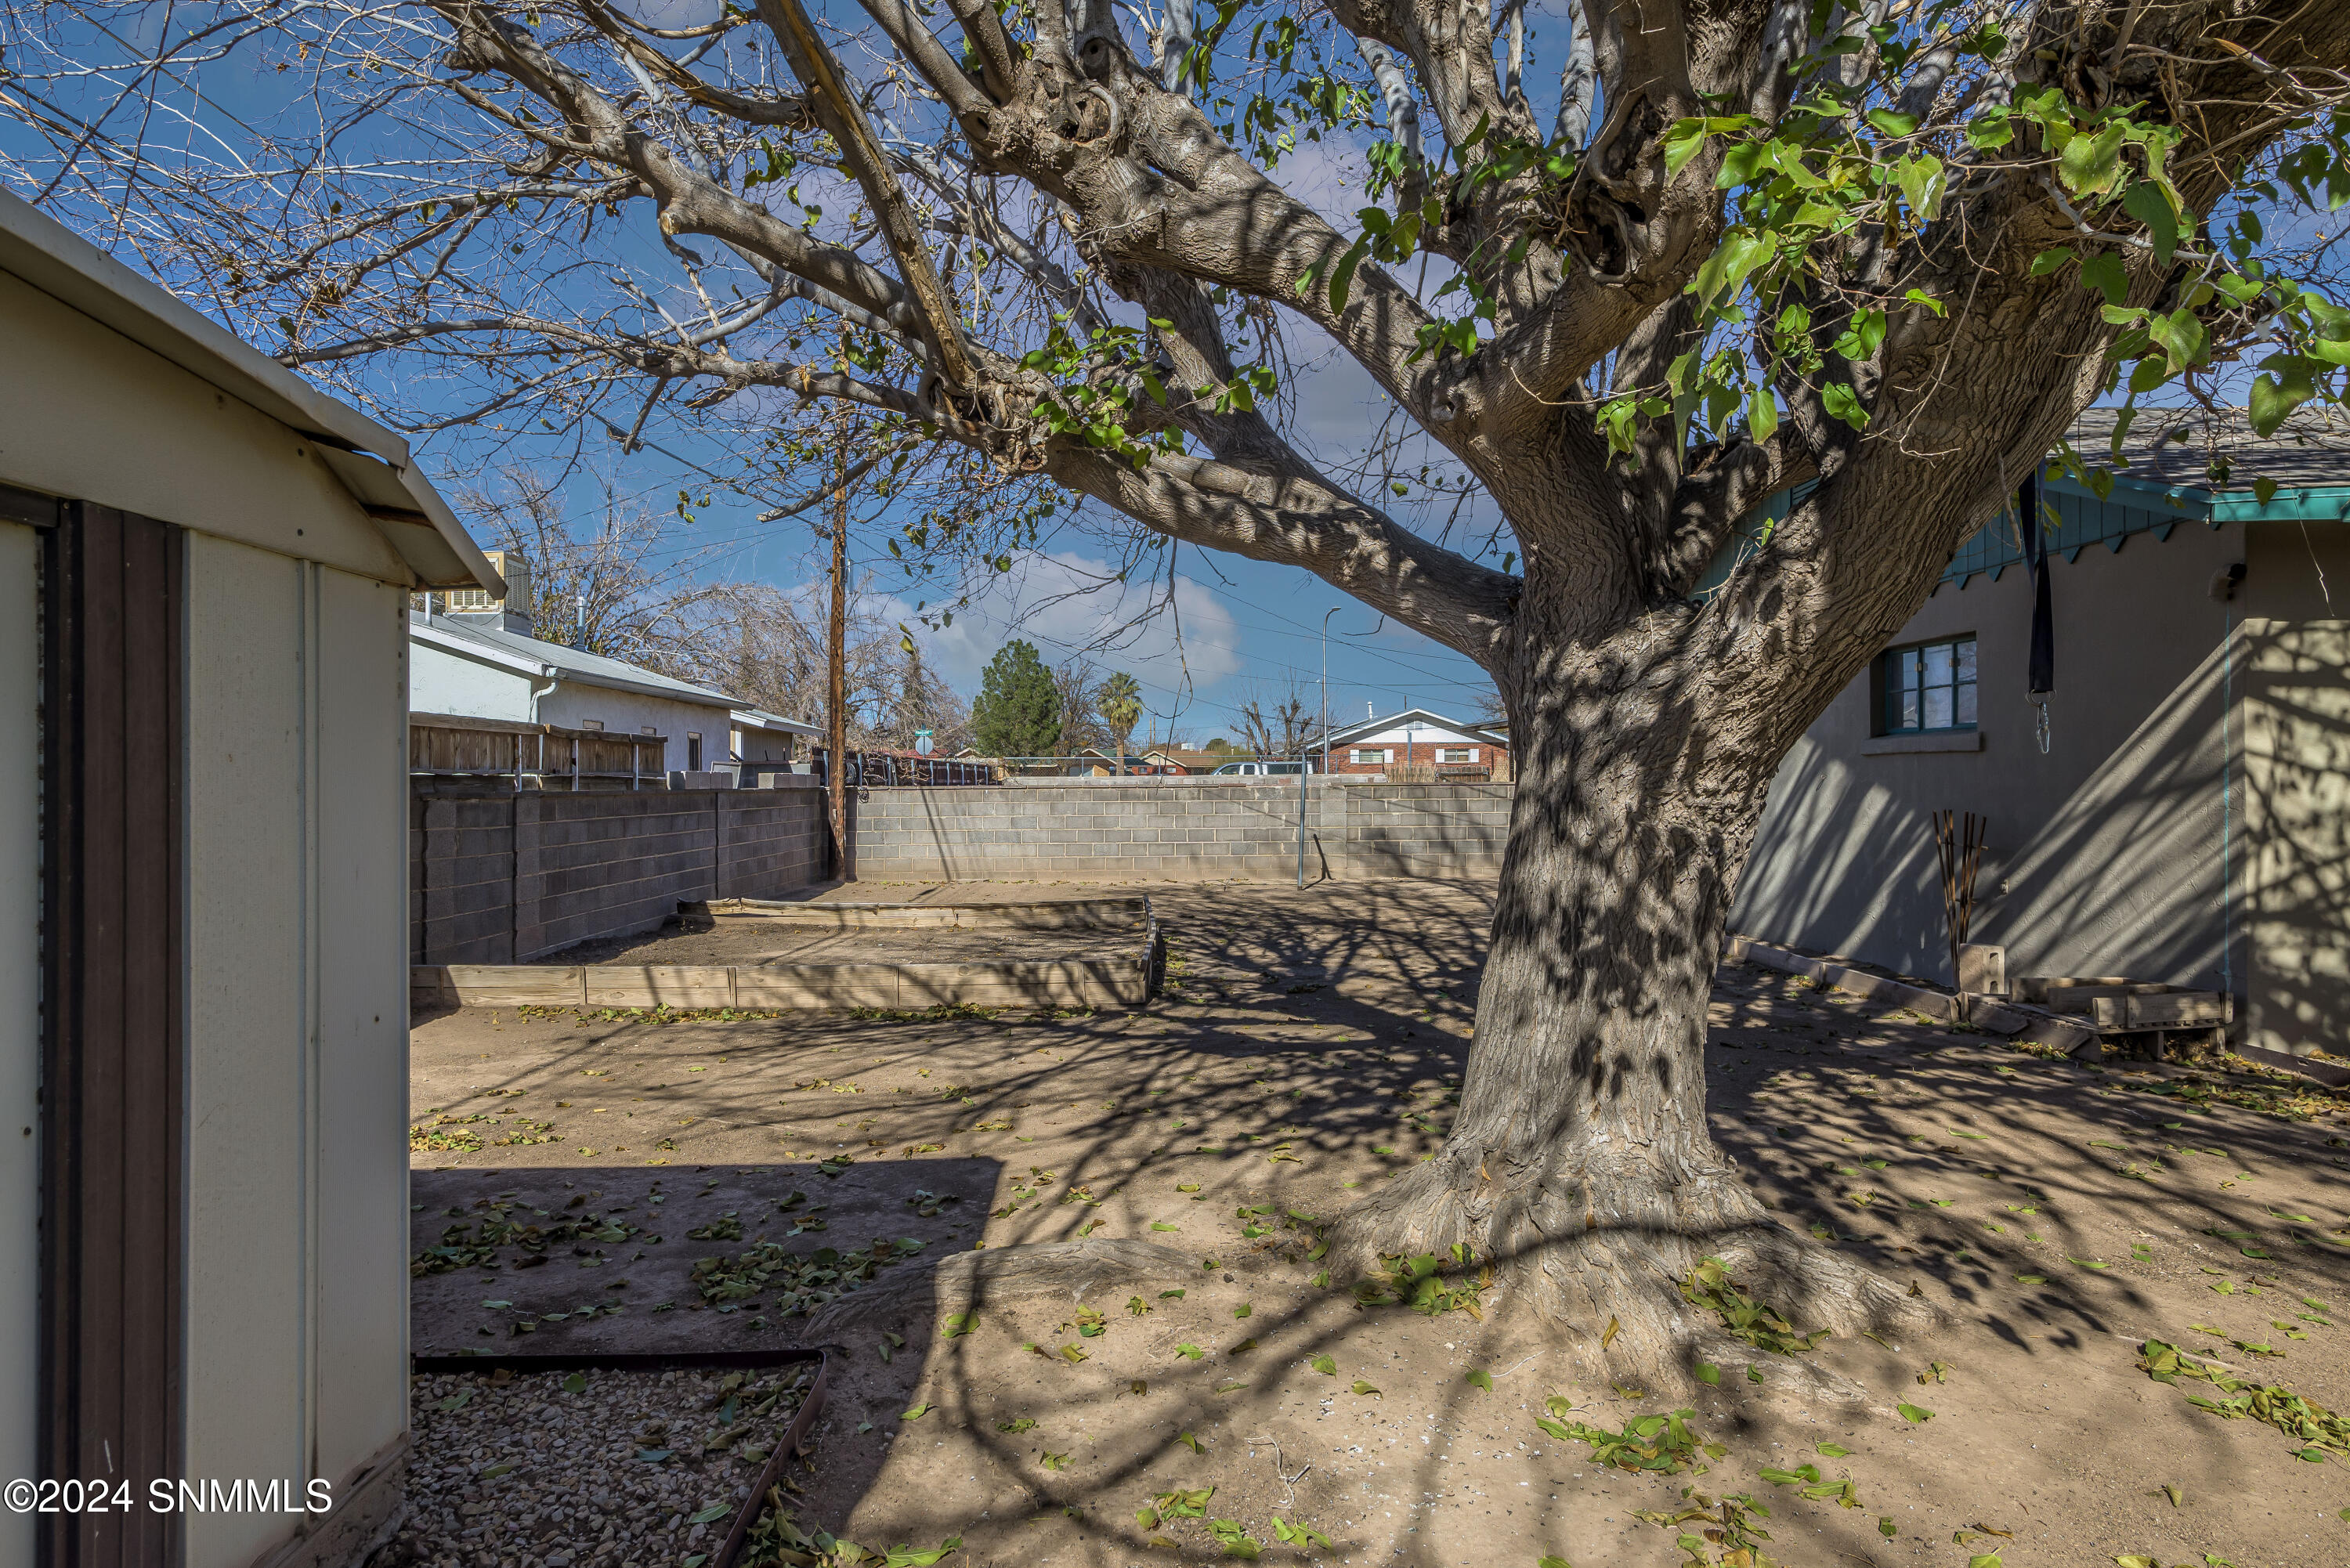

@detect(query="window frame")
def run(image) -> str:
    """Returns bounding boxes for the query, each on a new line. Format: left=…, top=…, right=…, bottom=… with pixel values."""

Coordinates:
left=1875, top=634, right=1979, bottom=736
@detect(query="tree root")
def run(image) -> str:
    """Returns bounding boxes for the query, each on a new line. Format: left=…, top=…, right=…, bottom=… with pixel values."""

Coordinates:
left=1331, top=1149, right=1938, bottom=1398
left=801, top=1238, right=1197, bottom=1339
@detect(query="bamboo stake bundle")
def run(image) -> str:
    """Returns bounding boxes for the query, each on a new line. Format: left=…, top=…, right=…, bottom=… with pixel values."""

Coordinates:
left=1934, top=810, right=1987, bottom=988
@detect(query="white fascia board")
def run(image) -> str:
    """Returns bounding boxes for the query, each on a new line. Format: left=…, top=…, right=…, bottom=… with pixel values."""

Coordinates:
left=0, top=188, right=499, bottom=592
left=411, top=620, right=548, bottom=677
left=732, top=707, right=820, bottom=735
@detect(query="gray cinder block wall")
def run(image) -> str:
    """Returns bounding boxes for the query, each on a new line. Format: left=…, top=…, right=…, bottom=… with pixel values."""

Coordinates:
left=410, top=777, right=837, bottom=963
left=854, top=779, right=1513, bottom=881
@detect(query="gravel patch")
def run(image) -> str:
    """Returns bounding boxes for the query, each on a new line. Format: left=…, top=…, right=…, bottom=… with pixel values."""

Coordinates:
left=391, top=1362, right=815, bottom=1568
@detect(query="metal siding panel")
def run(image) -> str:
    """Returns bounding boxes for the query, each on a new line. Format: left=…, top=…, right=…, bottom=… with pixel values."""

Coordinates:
left=182, top=534, right=308, bottom=1568
left=117, top=508, right=181, bottom=1543
left=39, top=505, right=183, bottom=1568
left=0, top=522, right=37, bottom=1568
left=312, top=567, right=410, bottom=1487
left=77, top=510, right=128, bottom=1535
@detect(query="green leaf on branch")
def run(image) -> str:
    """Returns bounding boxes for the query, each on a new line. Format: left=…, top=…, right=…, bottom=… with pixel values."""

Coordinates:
left=2080, top=251, right=2129, bottom=305
left=2148, top=308, right=2209, bottom=373
left=1328, top=240, right=1369, bottom=315
left=1833, top=309, right=1887, bottom=363
left=1690, top=232, right=1773, bottom=309
left=1662, top=122, right=1710, bottom=179
left=2059, top=122, right=2128, bottom=197
left=2251, top=359, right=2318, bottom=435
left=2121, top=183, right=2182, bottom=265
left=1821, top=382, right=1870, bottom=430
left=1966, top=110, right=2014, bottom=150
left=1893, top=154, right=1945, bottom=220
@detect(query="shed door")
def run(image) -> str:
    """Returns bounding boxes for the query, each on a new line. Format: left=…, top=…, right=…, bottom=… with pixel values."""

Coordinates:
left=36, top=496, right=186, bottom=1568
left=0, top=504, right=40, bottom=1568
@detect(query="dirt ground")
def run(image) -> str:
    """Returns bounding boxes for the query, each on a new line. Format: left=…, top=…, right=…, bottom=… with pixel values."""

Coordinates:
left=410, top=880, right=2350, bottom=1568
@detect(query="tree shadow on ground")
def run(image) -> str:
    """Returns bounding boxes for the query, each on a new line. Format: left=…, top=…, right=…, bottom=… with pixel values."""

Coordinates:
left=406, top=881, right=2350, bottom=1567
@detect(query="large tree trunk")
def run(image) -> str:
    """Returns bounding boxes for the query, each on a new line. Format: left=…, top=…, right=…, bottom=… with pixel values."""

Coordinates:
left=1336, top=618, right=1919, bottom=1379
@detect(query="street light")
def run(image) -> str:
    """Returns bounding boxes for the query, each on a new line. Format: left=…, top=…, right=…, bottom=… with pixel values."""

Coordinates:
left=1320, top=607, right=1340, bottom=776
left=1298, top=607, right=1344, bottom=890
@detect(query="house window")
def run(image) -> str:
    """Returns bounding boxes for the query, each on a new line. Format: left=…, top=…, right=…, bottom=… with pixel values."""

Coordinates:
left=580, top=719, right=605, bottom=732
left=1437, top=746, right=1476, bottom=764
left=1351, top=748, right=1390, bottom=765
left=1881, top=636, right=1977, bottom=733
left=687, top=732, right=703, bottom=770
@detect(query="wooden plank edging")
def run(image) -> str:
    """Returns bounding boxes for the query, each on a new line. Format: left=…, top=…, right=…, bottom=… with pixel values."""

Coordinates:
left=410, top=946, right=1155, bottom=1013
left=1723, top=934, right=2106, bottom=1059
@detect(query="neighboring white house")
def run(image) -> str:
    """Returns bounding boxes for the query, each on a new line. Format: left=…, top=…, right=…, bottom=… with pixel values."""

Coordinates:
left=410, top=609, right=746, bottom=775
left=1, top=189, right=496, bottom=1568
left=1314, top=706, right=1512, bottom=779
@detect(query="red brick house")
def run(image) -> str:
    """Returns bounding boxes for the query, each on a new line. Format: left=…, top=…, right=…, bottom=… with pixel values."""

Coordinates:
left=1314, top=708, right=1509, bottom=780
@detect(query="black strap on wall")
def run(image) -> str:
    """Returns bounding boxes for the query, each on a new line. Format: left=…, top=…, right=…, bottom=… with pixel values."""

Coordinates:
left=2019, top=471, right=2055, bottom=697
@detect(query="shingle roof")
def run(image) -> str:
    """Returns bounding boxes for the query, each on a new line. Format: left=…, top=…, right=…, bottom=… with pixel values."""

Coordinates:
left=1316, top=707, right=1507, bottom=749
left=423, top=616, right=743, bottom=708
left=2066, top=405, right=2350, bottom=494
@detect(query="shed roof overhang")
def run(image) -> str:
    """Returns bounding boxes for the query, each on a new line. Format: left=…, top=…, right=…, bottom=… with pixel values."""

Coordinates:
left=732, top=707, right=821, bottom=736
left=0, top=189, right=498, bottom=591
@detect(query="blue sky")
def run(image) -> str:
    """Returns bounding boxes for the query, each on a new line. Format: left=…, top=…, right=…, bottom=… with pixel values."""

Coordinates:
left=507, top=346, right=1508, bottom=745
left=0, top=0, right=1524, bottom=742
left=35, top=0, right=2318, bottom=742
left=341, top=0, right=1535, bottom=742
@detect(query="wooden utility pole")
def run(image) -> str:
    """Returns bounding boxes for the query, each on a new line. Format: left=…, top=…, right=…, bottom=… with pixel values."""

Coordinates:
left=826, top=412, right=855, bottom=883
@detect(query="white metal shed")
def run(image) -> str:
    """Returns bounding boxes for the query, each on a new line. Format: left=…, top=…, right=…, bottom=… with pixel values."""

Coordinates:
left=0, top=189, right=496, bottom=1568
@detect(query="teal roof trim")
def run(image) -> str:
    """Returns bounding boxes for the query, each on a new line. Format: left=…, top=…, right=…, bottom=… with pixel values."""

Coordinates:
left=1694, top=406, right=2350, bottom=602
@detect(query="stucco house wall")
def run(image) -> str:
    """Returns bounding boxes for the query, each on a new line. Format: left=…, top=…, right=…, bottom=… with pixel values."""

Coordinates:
left=409, top=617, right=742, bottom=776
left=1732, top=425, right=2350, bottom=1056
left=410, top=634, right=537, bottom=724
left=2237, top=522, right=2350, bottom=1054
left=1735, top=515, right=2243, bottom=989
left=536, top=684, right=735, bottom=772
